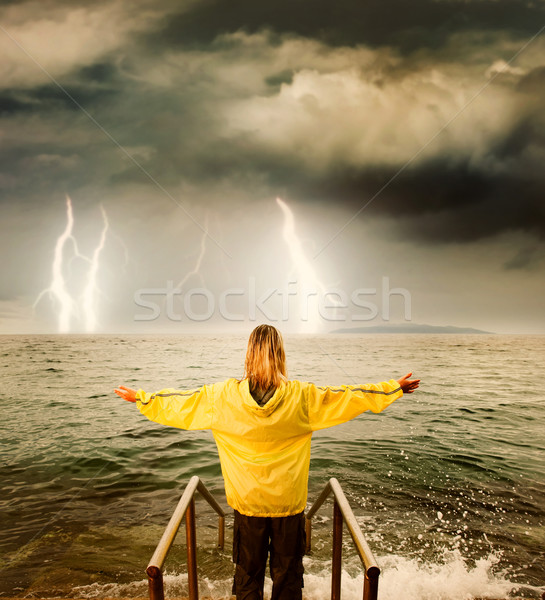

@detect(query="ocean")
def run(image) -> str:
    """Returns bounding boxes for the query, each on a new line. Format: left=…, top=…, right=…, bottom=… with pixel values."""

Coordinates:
left=1, top=333, right=543, bottom=599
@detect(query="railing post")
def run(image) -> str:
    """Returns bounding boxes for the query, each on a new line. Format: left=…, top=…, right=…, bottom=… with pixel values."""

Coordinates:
left=147, top=478, right=226, bottom=600
left=332, top=499, right=343, bottom=600
left=218, top=514, right=225, bottom=550
left=186, top=498, right=199, bottom=600
left=363, top=567, right=380, bottom=600
left=146, top=565, right=164, bottom=600
left=305, top=517, right=312, bottom=554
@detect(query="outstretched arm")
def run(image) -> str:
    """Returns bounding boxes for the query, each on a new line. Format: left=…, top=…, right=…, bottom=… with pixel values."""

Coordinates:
left=114, top=385, right=137, bottom=402
left=308, top=378, right=404, bottom=431
left=397, top=372, right=420, bottom=394
left=114, top=384, right=215, bottom=430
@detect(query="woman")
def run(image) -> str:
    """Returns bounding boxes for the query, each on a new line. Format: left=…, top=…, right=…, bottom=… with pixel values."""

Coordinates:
left=115, top=324, right=419, bottom=600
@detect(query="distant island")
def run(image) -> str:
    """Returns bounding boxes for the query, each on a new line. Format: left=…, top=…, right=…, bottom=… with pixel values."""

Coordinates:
left=330, top=323, right=493, bottom=334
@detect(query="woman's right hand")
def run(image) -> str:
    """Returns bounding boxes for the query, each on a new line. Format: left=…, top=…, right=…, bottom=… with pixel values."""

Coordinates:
left=114, top=385, right=137, bottom=402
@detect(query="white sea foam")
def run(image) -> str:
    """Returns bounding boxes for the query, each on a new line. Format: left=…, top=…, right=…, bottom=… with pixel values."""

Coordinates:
left=303, top=551, right=520, bottom=600
left=72, top=572, right=232, bottom=598
left=72, top=550, right=527, bottom=600
left=377, top=551, right=517, bottom=600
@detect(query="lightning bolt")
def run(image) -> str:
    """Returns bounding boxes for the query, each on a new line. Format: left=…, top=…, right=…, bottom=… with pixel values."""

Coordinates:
left=81, top=205, right=108, bottom=333
left=34, top=196, right=110, bottom=333
left=276, top=197, right=342, bottom=332
left=176, top=212, right=209, bottom=290
left=276, top=198, right=321, bottom=287
left=157, top=212, right=211, bottom=321
left=34, top=195, right=77, bottom=333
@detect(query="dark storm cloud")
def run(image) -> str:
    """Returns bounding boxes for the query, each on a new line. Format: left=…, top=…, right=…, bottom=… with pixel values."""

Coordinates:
left=0, top=0, right=544, bottom=334
left=1, top=1, right=544, bottom=245
left=517, top=64, right=545, bottom=93
left=174, top=136, right=545, bottom=244
left=142, top=0, right=545, bottom=51
left=0, top=81, right=120, bottom=116
left=0, top=91, right=31, bottom=116
left=370, top=160, right=545, bottom=243
left=503, top=244, right=545, bottom=270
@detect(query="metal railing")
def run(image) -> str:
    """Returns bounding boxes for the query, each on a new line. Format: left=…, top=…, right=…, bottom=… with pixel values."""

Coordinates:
left=147, top=476, right=377, bottom=600
left=146, top=476, right=225, bottom=600
left=305, top=478, right=380, bottom=600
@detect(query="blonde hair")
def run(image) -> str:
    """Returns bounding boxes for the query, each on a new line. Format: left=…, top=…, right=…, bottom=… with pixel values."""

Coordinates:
left=244, top=324, right=287, bottom=391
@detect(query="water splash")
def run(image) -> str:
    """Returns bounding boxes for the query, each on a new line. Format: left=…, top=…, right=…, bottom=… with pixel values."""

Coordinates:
left=71, top=551, right=523, bottom=600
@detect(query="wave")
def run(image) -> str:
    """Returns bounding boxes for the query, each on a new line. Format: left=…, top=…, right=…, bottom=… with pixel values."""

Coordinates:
left=71, top=550, right=538, bottom=600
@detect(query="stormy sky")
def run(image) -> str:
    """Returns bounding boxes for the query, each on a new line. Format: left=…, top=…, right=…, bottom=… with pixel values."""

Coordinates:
left=1, top=0, right=544, bottom=334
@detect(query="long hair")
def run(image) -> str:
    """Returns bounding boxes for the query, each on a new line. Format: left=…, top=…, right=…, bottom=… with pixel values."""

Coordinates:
left=244, top=324, right=287, bottom=391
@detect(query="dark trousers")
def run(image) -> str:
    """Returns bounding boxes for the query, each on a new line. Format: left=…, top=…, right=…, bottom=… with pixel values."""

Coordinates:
left=232, top=509, right=305, bottom=600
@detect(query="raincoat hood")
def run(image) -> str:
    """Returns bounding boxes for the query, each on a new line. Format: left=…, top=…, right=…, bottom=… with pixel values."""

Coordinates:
left=240, top=379, right=286, bottom=417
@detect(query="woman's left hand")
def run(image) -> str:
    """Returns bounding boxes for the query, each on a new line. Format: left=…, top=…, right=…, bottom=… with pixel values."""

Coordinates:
left=115, top=385, right=137, bottom=402
left=397, top=373, right=420, bottom=394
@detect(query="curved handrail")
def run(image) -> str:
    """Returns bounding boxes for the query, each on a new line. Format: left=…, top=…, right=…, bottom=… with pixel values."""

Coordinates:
left=147, top=476, right=226, bottom=600
left=147, top=476, right=378, bottom=600
left=306, top=477, right=380, bottom=600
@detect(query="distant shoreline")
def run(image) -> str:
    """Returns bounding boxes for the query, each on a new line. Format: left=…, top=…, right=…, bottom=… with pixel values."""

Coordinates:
left=329, top=324, right=494, bottom=334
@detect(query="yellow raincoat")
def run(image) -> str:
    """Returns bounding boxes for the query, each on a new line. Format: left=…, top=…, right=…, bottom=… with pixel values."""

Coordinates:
left=136, top=378, right=402, bottom=517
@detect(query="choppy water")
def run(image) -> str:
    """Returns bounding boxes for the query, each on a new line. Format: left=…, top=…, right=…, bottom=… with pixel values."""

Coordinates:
left=0, top=334, right=544, bottom=599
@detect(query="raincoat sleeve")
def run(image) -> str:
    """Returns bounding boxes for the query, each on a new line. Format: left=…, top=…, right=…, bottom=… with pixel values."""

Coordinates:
left=135, top=385, right=214, bottom=430
left=307, top=380, right=403, bottom=431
